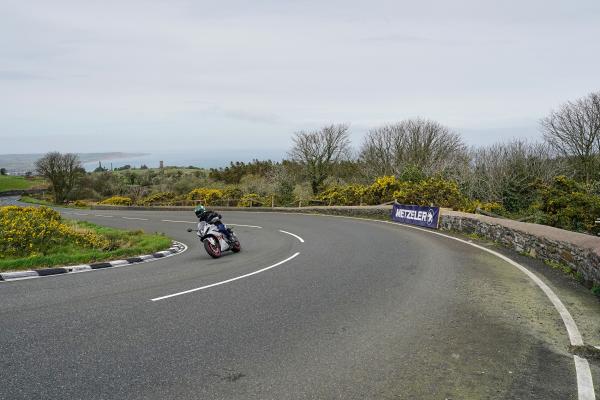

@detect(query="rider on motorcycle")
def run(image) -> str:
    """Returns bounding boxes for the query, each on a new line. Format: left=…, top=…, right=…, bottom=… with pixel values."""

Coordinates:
left=194, top=205, right=233, bottom=242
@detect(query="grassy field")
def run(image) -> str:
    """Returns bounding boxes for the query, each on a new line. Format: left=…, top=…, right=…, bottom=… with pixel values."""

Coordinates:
left=0, top=175, right=47, bottom=192
left=0, top=220, right=172, bottom=272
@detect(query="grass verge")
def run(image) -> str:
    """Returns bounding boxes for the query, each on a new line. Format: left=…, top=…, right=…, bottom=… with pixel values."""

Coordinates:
left=0, top=220, right=172, bottom=272
left=19, top=195, right=54, bottom=206
left=0, top=175, right=46, bottom=192
left=19, top=196, right=90, bottom=208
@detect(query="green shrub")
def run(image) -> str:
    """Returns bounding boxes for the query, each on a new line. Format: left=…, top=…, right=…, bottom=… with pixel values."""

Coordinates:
left=534, top=176, right=600, bottom=234
left=398, top=164, right=426, bottom=183
left=222, top=186, right=244, bottom=201
left=100, top=196, right=132, bottom=206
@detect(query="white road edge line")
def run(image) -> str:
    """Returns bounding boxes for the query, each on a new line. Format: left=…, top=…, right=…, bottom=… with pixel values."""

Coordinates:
left=279, top=230, right=305, bottom=243
left=150, top=252, right=300, bottom=302
left=241, top=211, right=595, bottom=399
left=122, top=217, right=149, bottom=221
left=280, top=212, right=595, bottom=400
left=161, top=219, right=195, bottom=224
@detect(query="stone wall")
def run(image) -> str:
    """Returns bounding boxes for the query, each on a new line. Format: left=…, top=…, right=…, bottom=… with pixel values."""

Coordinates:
left=439, top=211, right=600, bottom=288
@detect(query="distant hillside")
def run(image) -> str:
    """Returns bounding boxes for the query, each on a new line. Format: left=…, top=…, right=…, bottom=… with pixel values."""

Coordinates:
left=0, top=152, right=147, bottom=174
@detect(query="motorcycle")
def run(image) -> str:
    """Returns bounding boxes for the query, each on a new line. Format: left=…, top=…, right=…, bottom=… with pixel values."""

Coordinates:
left=187, top=221, right=241, bottom=258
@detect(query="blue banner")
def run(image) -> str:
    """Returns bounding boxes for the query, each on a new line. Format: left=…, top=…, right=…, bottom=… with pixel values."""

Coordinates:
left=391, top=204, right=440, bottom=229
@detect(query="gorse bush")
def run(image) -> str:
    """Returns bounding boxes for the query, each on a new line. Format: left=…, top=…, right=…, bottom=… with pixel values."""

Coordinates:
left=0, top=206, right=109, bottom=257
left=364, top=176, right=401, bottom=204
left=393, top=178, right=467, bottom=209
left=318, top=184, right=367, bottom=206
left=72, top=200, right=88, bottom=208
left=238, top=193, right=265, bottom=207
left=466, top=200, right=505, bottom=215
left=141, top=192, right=176, bottom=205
left=100, top=196, right=133, bottom=206
left=187, top=188, right=224, bottom=205
left=315, top=176, right=468, bottom=208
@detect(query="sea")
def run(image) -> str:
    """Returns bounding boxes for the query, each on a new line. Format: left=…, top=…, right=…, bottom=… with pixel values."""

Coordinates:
left=82, top=149, right=287, bottom=171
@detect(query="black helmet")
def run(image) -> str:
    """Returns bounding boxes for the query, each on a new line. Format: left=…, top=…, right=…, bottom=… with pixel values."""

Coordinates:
left=194, top=205, right=205, bottom=218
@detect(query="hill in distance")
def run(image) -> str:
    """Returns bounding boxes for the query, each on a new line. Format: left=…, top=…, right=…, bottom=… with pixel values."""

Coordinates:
left=0, top=152, right=147, bottom=173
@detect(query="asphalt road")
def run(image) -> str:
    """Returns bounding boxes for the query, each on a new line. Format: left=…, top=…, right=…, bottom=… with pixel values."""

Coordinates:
left=1, top=199, right=598, bottom=399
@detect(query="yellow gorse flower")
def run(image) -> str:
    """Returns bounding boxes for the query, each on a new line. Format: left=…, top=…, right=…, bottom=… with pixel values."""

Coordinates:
left=0, top=206, right=109, bottom=258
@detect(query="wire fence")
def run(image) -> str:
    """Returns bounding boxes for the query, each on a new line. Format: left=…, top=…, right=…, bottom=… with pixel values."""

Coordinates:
left=142, top=197, right=331, bottom=208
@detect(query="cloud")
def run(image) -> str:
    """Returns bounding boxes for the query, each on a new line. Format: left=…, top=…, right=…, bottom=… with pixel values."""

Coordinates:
left=0, top=0, right=599, bottom=154
left=363, top=34, right=428, bottom=43
left=0, top=71, right=50, bottom=81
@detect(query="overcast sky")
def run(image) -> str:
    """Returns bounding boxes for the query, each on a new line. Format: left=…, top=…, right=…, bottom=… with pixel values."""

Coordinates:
left=1, top=0, right=599, bottom=155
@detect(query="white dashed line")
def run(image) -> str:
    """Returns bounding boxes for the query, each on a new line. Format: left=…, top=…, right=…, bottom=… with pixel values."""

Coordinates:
left=229, top=223, right=262, bottom=229
left=151, top=252, right=300, bottom=301
left=279, top=230, right=305, bottom=243
left=94, top=215, right=114, bottom=218
left=74, top=213, right=89, bottom=216
left=122, top=217, right=149, bottom=221
left=161, top=219, right=195, bottom=224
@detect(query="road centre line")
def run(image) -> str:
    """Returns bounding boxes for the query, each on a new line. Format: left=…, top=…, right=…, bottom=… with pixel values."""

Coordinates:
left=94, top=215, right=114, bottom=218
left=122, top=217, right=149, bottom=221
left=150, top=252, right=300, bottom=301
left=228, top=223, right=262, bottom=229
left=160, top=220, right=262, bottom=228
left=274, top=212, right=595, bottom=400
left=279, top=230, right=305, bottom=243
left=74, top=213, right=89, bottom=216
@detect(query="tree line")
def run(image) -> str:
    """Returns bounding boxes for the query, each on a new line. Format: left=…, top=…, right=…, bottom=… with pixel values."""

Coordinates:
left=33, top=91, right=600, bottom=233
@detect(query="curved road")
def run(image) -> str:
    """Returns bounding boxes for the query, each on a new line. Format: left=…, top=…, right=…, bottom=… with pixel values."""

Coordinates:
left=0, top=204, right=598, bottom=399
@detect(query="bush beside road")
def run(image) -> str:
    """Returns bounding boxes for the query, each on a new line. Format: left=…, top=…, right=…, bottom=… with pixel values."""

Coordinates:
left=0, top=205, right=171, bottom=271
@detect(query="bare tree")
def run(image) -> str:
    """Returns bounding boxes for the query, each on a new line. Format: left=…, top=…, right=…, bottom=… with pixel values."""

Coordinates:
left=462, top=140, right=562, bottom=211
left=35, top=152, right=83, bottom=203
left=541, top=91, right=600, bottom=183
left=288, top=124, right=351, bottom=194
left=358, top=124, right=400, bottom=177
left=359, top=118, right=466, bottom=178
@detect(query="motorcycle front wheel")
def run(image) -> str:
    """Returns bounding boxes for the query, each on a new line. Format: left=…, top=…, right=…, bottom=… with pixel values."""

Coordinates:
left=203, top=237, right=222, bottom=258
